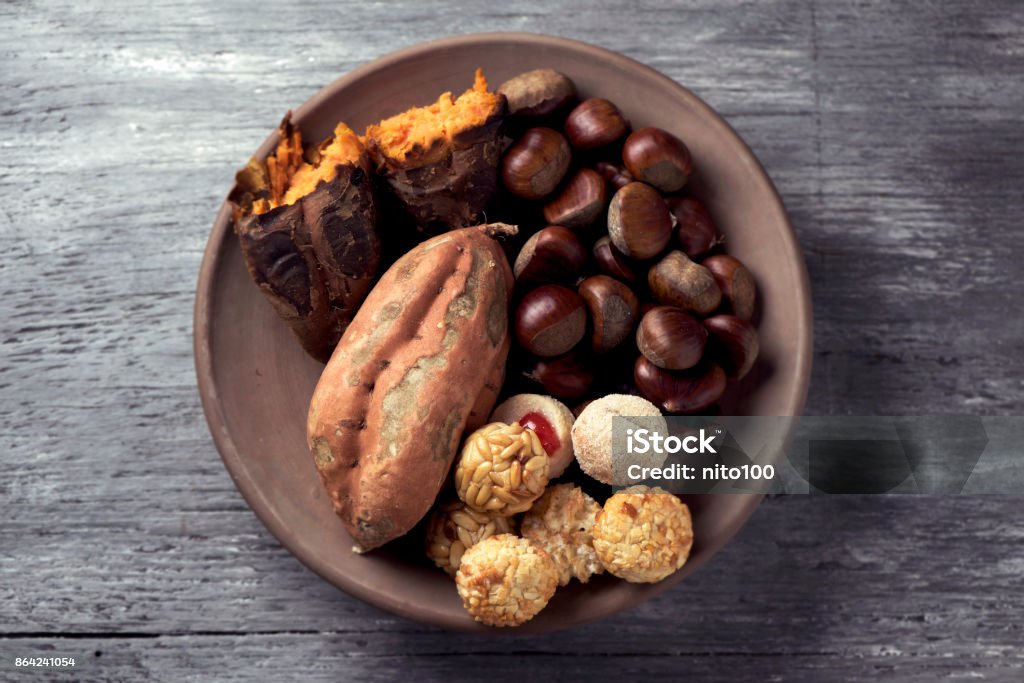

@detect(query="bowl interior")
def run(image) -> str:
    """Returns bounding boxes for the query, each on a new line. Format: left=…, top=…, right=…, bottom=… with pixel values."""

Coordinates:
left=194, top=33, right=812, bottom=633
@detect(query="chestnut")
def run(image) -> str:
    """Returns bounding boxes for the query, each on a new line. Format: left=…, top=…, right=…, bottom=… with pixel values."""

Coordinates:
left=543, top=168, right=608, bottom=229
left=703, top=254, right=756, bottom=321
left=666, top=197, right=717, bottom=258
left=497, top=68, right=577, bottom=118
left=524, top=351, right=594, bottom=400
left=634, top=357, right=727, bottom=414
left=594, top=161, right=635, bottom=190
left=514, top=226, right=588, bottom=285
left=578, top=275, right=640, bottom=354
left=622, top=127, right=693, bottom=193
left=636, top=306, right=707, bottom=370
left=593, top=235, right=639, bottom=284
left=607, top=182, right=673, bottom=260
left=564, top=98, right=629, bottom=150
left=514, top=284, right=587, bottom=357
left=704, top=314, right=759, bottom=380
left=501, top=127, right=572, bottom=200
left=648, top=251, right=722, bottom=315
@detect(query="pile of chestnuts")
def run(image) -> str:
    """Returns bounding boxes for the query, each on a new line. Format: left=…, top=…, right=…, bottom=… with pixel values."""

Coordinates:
left=494, top=68, right=760, bottom=415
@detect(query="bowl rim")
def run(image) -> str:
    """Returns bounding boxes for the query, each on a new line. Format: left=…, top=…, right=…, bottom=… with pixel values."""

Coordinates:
left=193, top=31, right=813, bottom=632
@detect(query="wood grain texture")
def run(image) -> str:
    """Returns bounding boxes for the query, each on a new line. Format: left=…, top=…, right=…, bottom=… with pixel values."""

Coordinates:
left=1, top=0, right=1022, bottom=680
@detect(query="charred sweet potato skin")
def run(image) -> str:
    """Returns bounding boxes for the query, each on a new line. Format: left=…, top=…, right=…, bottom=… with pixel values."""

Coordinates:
left=306, top=226, right=515, bottom=551
left=304, top=163, right=380, bottom=329
left=234, top=202, right=340, bottom=362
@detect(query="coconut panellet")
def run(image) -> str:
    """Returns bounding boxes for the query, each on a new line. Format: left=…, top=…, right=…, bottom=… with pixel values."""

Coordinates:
left=455, top=534, right=559, bottom=627
left=490, top=394, right=575, bottom=478
left=521, top=484, right=604, bottom=586
left=571, top=394, right=668, bottom=485
left=425, top=500, right=514, bottom=577
left=592, top=485, right=694, bottom=583
left=454, top=422, right=549, bottom=516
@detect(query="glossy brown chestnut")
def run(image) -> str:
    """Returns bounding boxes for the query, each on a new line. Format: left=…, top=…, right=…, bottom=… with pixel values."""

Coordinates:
left=592, top=235, right=639, bottom=284
left=514, top=284, right=587, bottom=357
left=634, top=357, right=727, bottom=414
left=593, top=161, right=635, bottom=190
left=607, top=182, right=673, bottom=260
left=564, top=98, right=629, bottom=151
left=666, top=197, right=718, bottom=258
left=703, top=254, right=756, bottom=321
left=648, top=251, right=722, bottom=315
left=501, top=127, right=572, bottom=200
left=524, top=351, right=594, bottom=400
left=513, top=226, right=588, bottom=286
left=578, top=275, right=640, bottom=354
left=622, top=127, right=693, bottom=193
left=636, top=306, right=707, bottom=370
left=704, top=314, right=760, bottom=380
left=543, top=168, right=608, bottom=229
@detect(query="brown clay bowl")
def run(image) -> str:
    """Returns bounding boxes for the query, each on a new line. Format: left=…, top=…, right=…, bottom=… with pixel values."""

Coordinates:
left=194, top=33, right=812, bottom=633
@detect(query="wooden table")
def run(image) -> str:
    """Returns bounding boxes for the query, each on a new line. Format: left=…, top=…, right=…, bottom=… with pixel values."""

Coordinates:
left=3, top=1, right=1022, bottom=680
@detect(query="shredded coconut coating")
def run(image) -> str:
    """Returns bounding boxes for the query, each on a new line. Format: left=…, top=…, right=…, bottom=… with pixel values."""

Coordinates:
left=521, top=484, right=604, bottom=586
left=455, top=534, right=559, bottom=627
left=592, top=485, right=693, bottom=583
left=454, top=422, right=549, bottom=516
left=425, top=500, right=513, bottom=576
left=572, top=394, right=667, bottom=485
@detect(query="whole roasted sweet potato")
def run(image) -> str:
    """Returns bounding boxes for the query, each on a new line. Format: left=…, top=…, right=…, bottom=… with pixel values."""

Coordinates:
left=307, top=224, right=517, bottom=552
left=230, top=116, right=381, bottom=362
left=364, top=70, right=507, bottom=234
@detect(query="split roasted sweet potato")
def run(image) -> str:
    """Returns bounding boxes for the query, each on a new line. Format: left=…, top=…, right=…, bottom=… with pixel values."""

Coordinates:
left=364, top=70, right=507, bottom=234
left=230, top=116, right=381, bottom=362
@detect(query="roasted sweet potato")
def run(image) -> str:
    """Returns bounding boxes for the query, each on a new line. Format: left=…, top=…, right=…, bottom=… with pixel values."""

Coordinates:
left=230, top=115, right=381, bottom=362
left=364, top=70, right=507, bottom=234
left=307, top=224, right=517, bottom=552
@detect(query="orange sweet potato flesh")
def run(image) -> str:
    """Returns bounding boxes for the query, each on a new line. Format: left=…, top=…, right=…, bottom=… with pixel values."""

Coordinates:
left=364, top=70, right=507, bottom=233
left=306, top=224, right=516, bottom=552
left=230, top=115, right=381, bottom=362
